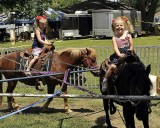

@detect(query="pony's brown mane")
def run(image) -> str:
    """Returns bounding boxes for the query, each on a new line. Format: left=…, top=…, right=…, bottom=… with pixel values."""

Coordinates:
left=56, top=47, right=96, bottom=60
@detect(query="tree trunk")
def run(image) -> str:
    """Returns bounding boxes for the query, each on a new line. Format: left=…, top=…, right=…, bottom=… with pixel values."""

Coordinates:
left=136, top=0, right=159, bottom=32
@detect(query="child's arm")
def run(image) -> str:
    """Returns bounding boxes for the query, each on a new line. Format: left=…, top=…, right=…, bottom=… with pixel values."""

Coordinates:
left=128, top=34, right=134, bottom=51
left=44, top=38, right=53, bottom=46
left=35, top=29, right=52, bottom=45
left=112, top=37, right=125, bottom=58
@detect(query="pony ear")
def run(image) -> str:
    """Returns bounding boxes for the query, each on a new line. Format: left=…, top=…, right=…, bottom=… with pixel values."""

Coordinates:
left=86, top=48, right=91, bottom=55
left=145, top=64, right=151, bottom=76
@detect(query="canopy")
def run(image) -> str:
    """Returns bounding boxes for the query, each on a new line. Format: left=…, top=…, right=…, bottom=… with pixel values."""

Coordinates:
left=15, top=19, right=34, bottom=25
left=45, top=8, right=66, bottom=22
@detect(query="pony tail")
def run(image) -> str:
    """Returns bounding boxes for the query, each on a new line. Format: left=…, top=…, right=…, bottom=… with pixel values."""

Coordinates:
left=45, top=22, right=50, bottom=34
left=126, top=20, right=134, bottom=33
left=121, top=16, right=134, bottom=33
left=111, top=23, right=115, bottom=32
left=33, top=20, right=38, bottom=32
left=112, top=18, right=116, bottom=32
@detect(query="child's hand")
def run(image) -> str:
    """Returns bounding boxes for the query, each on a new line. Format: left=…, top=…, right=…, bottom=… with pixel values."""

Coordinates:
left=48, top=41, right=54, bottom=46
left=119, top=53, right=125, bottom=58
left=127, top=49, right=133, bottom=55
left=50, top=41, right=54, bottom=44
left=48, top=43, right=53, bottom=46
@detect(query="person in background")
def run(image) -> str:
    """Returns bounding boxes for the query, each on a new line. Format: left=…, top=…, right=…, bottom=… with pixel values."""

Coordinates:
left=26, top=15, right=52, bottom=75
left=101, top=16, right=138, bottom=92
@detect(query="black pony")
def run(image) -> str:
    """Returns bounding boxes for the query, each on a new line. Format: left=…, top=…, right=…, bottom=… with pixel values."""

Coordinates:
left=100, top=56, right=152, bottom=128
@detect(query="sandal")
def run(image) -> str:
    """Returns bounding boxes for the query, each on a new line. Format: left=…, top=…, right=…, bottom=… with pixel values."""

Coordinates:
left=101, top=80, right=108, bottom=92
left=25, top=71, right=32, bottom=77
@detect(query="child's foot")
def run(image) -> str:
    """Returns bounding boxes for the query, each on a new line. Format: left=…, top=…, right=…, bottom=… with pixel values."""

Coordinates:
left=25, top=71, right=32, bottom=77
left=101, top=80, right=108, bottom=92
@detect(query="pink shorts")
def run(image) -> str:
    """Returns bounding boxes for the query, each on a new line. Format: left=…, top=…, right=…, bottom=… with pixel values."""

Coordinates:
left=32, top=48, right=43, bottom=56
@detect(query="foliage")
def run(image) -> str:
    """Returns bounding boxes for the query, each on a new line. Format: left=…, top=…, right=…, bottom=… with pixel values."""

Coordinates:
left=1, top=0, right=52, bottom=19
left=0, top=0, right=80, bottom=19
left=51, top=0, right=81, bottom=9
left=120, top=0, right=160, bottom=31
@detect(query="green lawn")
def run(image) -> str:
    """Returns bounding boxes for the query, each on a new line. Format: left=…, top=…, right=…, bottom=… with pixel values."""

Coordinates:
left=0, top=35, right=160, bottom=49
left=55, top=36, right=160, bottom=48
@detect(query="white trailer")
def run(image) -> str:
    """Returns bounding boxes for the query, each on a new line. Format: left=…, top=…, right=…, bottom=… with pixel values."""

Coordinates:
left=92, top=9, right=142, bottom=38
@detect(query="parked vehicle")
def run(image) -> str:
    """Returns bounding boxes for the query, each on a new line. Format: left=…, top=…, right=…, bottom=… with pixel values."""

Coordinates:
left=92, top=9, right=142, bottom=38
left=61, top=11, right=92, bottom=39
left=0, top=28, right=10, bottom=42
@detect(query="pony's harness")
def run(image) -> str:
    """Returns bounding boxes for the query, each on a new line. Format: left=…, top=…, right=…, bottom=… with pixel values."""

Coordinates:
left=82, top=56, right=94, bottom=68
left=80, top=50, right=96, bottom=68
left=18, top=48, right=53, bottom=72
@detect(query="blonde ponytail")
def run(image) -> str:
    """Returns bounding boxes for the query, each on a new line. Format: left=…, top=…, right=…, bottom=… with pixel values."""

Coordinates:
left=121, top=16, right=134, bottom=33
left=126, top=20, right=134, bottom=33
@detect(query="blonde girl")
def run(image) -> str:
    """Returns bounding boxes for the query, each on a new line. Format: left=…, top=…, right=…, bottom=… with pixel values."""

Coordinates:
left=102, top=16, right=138, bottom=92
left=26, top=15, right=52, bottom=75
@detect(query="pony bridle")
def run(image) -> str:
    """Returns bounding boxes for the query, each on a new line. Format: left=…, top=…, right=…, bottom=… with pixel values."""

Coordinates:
left=82, top=55, right=96, bottom=68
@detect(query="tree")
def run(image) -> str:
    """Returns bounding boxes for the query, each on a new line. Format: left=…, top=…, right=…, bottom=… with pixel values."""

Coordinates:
left=136, top=0, right=160, bottom=31
left=0, top=0, right=80, bottom=19
left=51, top=0, right=80, bottom=9
left=0, top=0, right=52, bottom=19
left=120, top=0, right=160, bottom=31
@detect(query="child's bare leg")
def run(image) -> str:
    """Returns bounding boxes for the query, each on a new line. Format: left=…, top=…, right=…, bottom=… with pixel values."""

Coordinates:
left=26, top=56, right=39, bottom=71
left=105, top=64, right=117, bottom=78
left=102, top=64, right=117, bottom=92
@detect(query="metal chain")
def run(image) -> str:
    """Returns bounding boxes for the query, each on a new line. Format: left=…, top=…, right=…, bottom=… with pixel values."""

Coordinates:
left=55, top=76, right=99, bottom=96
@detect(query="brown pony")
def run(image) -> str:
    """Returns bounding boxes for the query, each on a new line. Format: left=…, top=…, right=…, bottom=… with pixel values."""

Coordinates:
left=0, top=46, right=98, bottom=113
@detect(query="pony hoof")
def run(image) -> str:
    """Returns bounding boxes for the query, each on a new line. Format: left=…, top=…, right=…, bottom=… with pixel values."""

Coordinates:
left=38, top=87, right=44, bottom=91
left=37, top=81, right=45, bottom=91
left=42, top=107, right=49, bottom=112
left=14, top=103, right=19, bottom=108
left=14, top=105, right=19, bottom=110
left=66, top=109, right=73, bottom=113
left=110, top=107, right=116, bottom=115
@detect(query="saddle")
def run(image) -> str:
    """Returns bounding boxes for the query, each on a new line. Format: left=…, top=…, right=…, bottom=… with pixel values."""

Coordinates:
left=17, top=45, right=55, bottom=90
left=20, top=44, right=55, bottom=60
left=101, top=53, right=140, bottom=89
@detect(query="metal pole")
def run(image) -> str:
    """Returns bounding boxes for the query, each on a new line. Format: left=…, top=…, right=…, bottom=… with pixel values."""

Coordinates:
left=0, top=68, right=99, bottom=82
left=0, top=93, right=160, bottom=100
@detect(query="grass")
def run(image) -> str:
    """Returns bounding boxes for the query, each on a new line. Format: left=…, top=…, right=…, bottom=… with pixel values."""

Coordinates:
left=1, top=35, right=160, bottom=49
left=0, top=36, right=160, bottom=128
left=0, top=85, right=103, bottom=128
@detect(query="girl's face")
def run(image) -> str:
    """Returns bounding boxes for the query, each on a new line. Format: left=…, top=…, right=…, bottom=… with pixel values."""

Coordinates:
left=114, top=20, right=126, bottom=35
left=39, top=22, right=46, bottom=30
